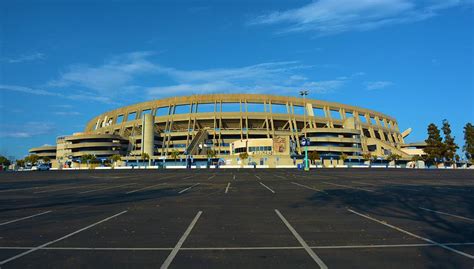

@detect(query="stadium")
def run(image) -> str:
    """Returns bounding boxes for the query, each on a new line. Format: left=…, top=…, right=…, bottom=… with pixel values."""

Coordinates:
left=29, top=94, right=425, bottom=168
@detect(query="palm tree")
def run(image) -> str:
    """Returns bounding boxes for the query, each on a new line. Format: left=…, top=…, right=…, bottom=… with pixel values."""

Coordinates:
left=362, top=152, right=372, bottom=167
left=141, top=152, right=150, bottom=167
left=16, top=159, right=25, bottom=169
left=391, top=154, right=401, bottom=168
left=0, top=155, right=11, bottom=170
left=340, top=153, right=348, bottom=165
left=411, top=155, right=422, bottom=168
left=308, top=151, right=320, bottom=165
left=371, top=154, right=378, bottom=167
left=206, top=149, right=217, bottom=167
left=25, top=154, right=39, bottom=166
left=111, top=154, right=122, bottom=169
left=170, top=149, right=180, bottom=165
left=239, top=152, right=249, bottom=167
left=80, top=154, right=98, bottom=169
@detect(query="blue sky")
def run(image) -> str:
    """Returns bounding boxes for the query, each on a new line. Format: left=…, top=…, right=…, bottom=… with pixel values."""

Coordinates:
left=1, top=0, right=473, bottom=159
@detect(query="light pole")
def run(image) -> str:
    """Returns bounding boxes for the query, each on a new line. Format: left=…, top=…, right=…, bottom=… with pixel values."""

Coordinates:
left=299, top=90, right=309, bottom=171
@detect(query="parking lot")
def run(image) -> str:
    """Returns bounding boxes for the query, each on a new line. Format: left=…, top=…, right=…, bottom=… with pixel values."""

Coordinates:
left=0, top=169, right=473, bottom=268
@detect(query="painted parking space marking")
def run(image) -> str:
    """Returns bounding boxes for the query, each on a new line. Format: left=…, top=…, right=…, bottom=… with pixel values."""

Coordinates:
left=353, top=181, right=377, bottom=186
left=1, top=242, right=474, bottom=251
left=79, top=183, right=137, bottom=194
left=291, top=182, right=327, bottom=194
left=0, top=210, right=128, bottom=266
left=255, top=175, right=261, bottom=180
left=160, top=211, right=202, bottom=269
left=322, top=182, right=377, bottom=193
left=35, top=184, right=104, bottom=194
left=259, top=182, right=275, bottom=194
left=275, top=209, right=328, bottom=269
left=0, top=185, right=57, bottom=193
left=0, top=211, right=52, bottom=226
left=178, top=183, right=200, bottom=194
left=126, top=183, right=167, bottom=194
left=419, top=207, right=474, bottom=222
left=348, top=209, right=474, bottom=260
left=225, top=182, right=231, bottom=194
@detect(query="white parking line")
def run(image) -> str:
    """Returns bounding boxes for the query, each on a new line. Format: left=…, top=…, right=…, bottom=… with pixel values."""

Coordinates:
left=291, top=182, right=327, bottom=194
left=322, top=182, right=376, bottom=193
left=311, top=242, right=474, bottom=249
left=79, top=183, right=137, bottom=194
left=0, top=211, right=52, bottom=226
left=348, top=209, right=474, bottom=260
left=208, top=175, right=216, bottom=180
left=353, top=181, right=376, bottom=186
left=35, top=184, right=103, bottom=194
left=419, top=207, right=474, bottom=222
left=160, top=211, right=202, bottom=269
left=255, top=175, right=261, bottom=180
left=225, top=182, right=231, bottom=194
left=0, top=210, right=127, bottom=266
left=259, top=182, right=275, bottom=194
left=233, top=174, right=236, bottom=180
left=0, top=185, right=54, bottom=193
left=275, top=209, right=328, bottom=269
left=178, top=183, right=200, bottom=194
left=367, top=181, right=420, bottom=192
left=126, top=183, right=167, bottom=194
left=2, top=242, right=474, bottom=251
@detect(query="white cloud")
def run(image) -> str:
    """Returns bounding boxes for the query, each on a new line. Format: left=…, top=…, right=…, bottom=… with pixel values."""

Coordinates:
left=0, top=122, right=56, bottom=138
left=0, top=84, right=60, bottom=96
left=50, top=104, right=73, bottom=109
left=53, top=111, right=81, bottom=116
left=43, top=51, right=355, bottom=100
left=4, top=52, right=45, bottom=63
left=0, top=84, right=117, bottom=104
left=251, top=0, right=471, bottom=36
left=366, top=81, right=394, bottom=90
left=146, top=61, right=356, bottom=98
left=48, top=51, right=158, bottom=96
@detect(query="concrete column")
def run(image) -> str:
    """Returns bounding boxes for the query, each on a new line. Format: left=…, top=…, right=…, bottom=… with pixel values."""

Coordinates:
left=142, top=114, right=154, bottom=157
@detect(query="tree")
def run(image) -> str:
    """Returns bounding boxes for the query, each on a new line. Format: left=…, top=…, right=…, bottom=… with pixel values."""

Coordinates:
left=110, top=154, right=122, bottom=168
left=206, top=149, right=217, bottom=159
left=170, top=149, right=180, bottom=164
left=80, top=154, right=98, bottom=166
left=340, top=153, right=348, bottom=164
left=25, top=154, right=39, bottom=165
left=141, top=152, right=150, bottom=166
left=371, top=154, right=378, bottom=166
left=239, top=152, right=249, bottom=166
left=441, top=119, right=458, bottom=165
left=411, top=155, right=422, bottom=168
left=0, top=155, right=11, bottom=167
left=42, top=157, right=51, bottom=163
left=308, top=151, right=320, bottom=164
left=16, top=159, right=25, bottom=168
left=362, top=152, right=372, bottom=167
left=111, top=154, right=122, bottom=163
left=424, top=123, right=444, bottom=167
left=464, top=123, right=474, bottom=163
left=386, top=153, right=401, bottom=168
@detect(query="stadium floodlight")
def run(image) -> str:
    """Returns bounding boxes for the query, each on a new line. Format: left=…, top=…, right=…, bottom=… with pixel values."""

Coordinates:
left=299, top=90, right=310, bottom=171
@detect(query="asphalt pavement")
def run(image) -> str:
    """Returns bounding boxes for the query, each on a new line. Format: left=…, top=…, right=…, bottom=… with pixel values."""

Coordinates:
left=0, top=168, right=473, bottom=269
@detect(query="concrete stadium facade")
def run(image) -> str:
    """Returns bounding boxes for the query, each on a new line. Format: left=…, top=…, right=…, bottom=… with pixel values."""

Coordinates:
left=29, top=94, right=422, bottom=167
